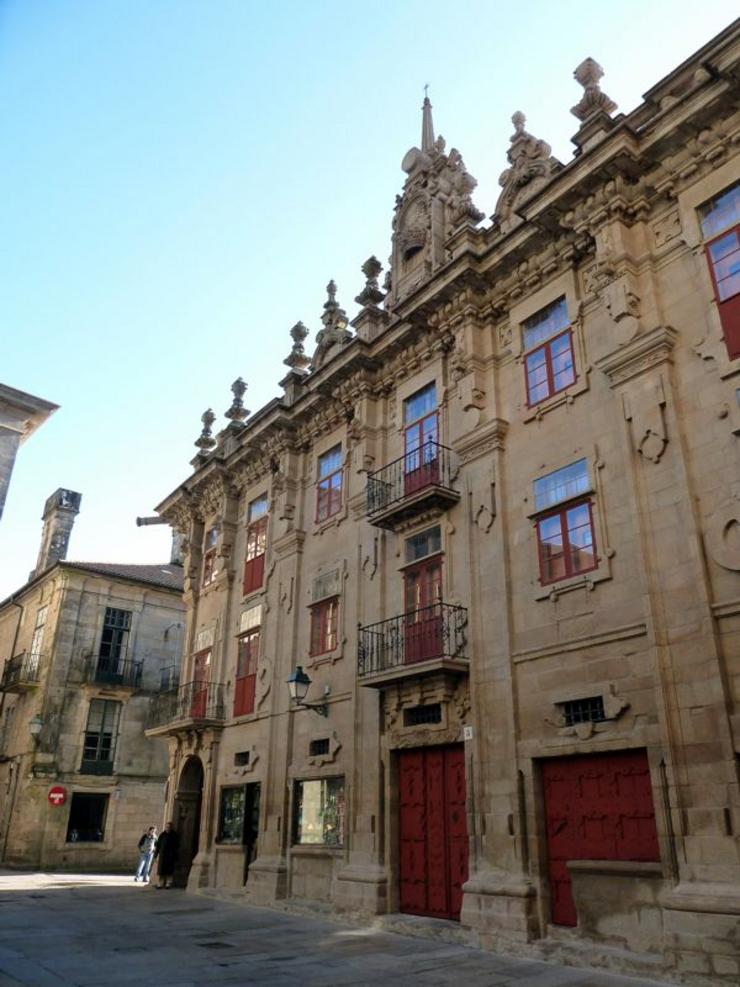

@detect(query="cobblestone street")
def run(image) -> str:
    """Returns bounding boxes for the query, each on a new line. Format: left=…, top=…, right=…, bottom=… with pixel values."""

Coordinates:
left=0, top=872, right=673, bottom=987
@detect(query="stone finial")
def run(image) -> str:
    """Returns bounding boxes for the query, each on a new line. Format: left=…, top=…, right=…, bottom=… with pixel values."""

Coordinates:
left=194, top=408, right=217, bottom=450
left=492, top=110, right=561, bottom=234
left=311, top=282, right=352, bottom=371
left=283, top=321, right=311, bottom=372
left=571, top=58, right=617, bottom=122
left=224, top=377, right=249, bottom=421
left=354, top=255, right=385, bottom=308
left=321, top=280, right=349, bottom=332
left=421, top=92, right=435, bottom=153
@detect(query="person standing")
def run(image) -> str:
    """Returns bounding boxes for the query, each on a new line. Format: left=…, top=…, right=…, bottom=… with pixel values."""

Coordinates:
left=154, top=821, right=179, bottom=888
left=134, top=826, right=157, bottom=883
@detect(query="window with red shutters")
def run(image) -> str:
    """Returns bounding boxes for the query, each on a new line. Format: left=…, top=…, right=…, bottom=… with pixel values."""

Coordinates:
left=310, top=598, right=338, bottom=656
left=243, top=494, right=268, bottom=595
left=522, top=297, right=576, bottom=406
left=234, top=627, right=259, bottom=717
left=699, top=182, right=740, bottom=360
left=403, top=383, right=439, bottom=494
left=316, top=446, right=343, bottom=522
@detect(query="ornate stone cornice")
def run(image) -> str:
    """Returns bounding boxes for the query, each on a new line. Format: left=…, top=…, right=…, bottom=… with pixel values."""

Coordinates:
left=452, top=418, right=509, bottom=465
left=594, top=325, right=677, bottom=387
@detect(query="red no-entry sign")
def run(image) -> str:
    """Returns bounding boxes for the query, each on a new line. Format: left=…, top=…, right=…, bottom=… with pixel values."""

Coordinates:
left=48, top=786, right=67, bottom=807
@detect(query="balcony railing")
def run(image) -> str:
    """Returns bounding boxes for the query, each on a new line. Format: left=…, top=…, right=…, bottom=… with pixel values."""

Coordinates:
left=1, top=653, right=42, bottom=691
left=87, top=656, right=143, bottom=689
left=358, top=603, right=469, bottom=680
left=147, top=679, right=225, bottom=731
left=79, top=758, right=114, bottom=776
left=366, top=442, right=459, bottom=527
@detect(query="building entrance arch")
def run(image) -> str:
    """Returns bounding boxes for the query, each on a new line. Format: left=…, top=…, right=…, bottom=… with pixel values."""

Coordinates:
left=173, top=755, right=203, bottom=887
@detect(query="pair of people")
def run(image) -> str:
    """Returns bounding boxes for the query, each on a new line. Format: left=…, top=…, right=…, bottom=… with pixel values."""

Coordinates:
left=134, top=822, right=179, bottom=887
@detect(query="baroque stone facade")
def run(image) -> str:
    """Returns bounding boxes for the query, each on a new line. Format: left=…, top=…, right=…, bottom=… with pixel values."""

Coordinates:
left=151, top=23, right=740, bottom=984
left=0, top=513, right=185, bottom=870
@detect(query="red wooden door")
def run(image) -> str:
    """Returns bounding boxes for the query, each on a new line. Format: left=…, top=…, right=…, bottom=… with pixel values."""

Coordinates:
left=191, top=649, right=210, bottom=718
left=404, top=558, right=442, bottom=663
left=404, top=412, right=439, bottom=495
left=542, top=749, right=660, bottom=927
left=399, top=745, right=468, bottom=921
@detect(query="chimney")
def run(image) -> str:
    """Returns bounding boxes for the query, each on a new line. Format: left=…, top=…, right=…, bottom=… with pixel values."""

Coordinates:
left=34, top=488, right=82, bottom=577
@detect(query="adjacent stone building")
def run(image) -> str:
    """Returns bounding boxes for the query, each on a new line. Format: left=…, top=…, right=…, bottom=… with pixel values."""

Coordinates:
left=149, top=21, right=740, bottom=984
left=0, top=383, right=58, bottom=522
left=0, top=490, right=185, bottom=871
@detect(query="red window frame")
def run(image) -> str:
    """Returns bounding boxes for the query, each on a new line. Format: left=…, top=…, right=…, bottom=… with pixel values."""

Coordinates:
left=524, top=329, right=576, bottom=406
left=536, top=499, right=597, bottom=585
left=234, top=627, right=260, bottom=717
left=316, top=447, right=343, bottom=523
left=243, top=515, right=267, bottom=595
left=704, top=223, right=740, bottom=360
left=309, top=598, right=338, bottom=656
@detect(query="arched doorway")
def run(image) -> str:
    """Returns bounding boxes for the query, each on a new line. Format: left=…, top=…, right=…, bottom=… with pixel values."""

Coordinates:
left=173, top=755, right=203, bottom=888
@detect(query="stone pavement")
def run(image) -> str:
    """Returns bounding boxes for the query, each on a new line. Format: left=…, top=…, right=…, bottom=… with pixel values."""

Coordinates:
left=0, top=872, right=672, bottom=987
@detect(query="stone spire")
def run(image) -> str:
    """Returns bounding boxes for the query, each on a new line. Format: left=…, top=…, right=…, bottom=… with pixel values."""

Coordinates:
left=421, top=88, right=435, bottom=153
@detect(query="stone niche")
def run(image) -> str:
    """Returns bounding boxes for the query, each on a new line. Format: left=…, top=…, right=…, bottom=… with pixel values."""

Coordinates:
left=567, top=860, right=665, bottom=953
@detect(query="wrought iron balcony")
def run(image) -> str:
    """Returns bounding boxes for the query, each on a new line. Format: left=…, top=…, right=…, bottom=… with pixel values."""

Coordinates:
left=358, top=603, right=469, bottom=687
left=86, top=656, right=143, bottom=690
left=1, top=653, right=42, bottom=692
left=146, top=679, right=225, bottom=735
left=366, top=442, right=460, bottom=528
left=79, top=758, right=114, bottom=776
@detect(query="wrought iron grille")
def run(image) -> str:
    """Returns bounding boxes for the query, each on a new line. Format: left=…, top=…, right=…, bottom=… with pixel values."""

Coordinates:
left=309, top=738, right=330, bottom=756
left=366, top=441, right=457, bottom=515
left=1, top=653, right=42, bottom=689
left=358, top=603, right=468, bottom=678
left=147, top=679, right=225, bottom=728
left=404, top=703, right=442, bottom=726
left=562, top=695, right=606, bottom=726
left=90, top=656, right=143, bottom=689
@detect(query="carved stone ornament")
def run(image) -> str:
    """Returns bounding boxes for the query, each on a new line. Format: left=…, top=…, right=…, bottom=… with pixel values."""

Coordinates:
left=570, top=58, right=617, bottom=122
left=704, top=495, right=740, bottom=572
left=355, top=256, right=386, bottom=308
left=546, top=684, right=629, bottom=739
left=283, top=321, right=311, bottom=373
left=622, top=380, right=669, bottom=465
left=310, top=281, right=352, bottom=371
left=194, top=408, right=217, bottom=451
left=493, top=112, right=562, bottom=234
left=382, top=676, right=470, bottom=750
left=225, top=377, right=249, bottom=421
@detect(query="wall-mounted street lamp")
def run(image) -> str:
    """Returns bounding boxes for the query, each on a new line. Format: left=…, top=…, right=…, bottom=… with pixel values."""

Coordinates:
left=29, top=714, right=44, bottom=741
left=287, top=666, right=328, bottom=717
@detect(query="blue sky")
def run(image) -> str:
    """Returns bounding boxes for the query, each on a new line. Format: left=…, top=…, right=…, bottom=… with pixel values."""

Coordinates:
left=1, top=0, right=737, bottom=598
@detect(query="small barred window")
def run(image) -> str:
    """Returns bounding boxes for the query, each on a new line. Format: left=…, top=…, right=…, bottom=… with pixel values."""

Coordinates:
left=309, top=738, right=330, bottom=757
left=403, top=704, right=442, bottom=726
left=562, top=696, right=605, bottom=727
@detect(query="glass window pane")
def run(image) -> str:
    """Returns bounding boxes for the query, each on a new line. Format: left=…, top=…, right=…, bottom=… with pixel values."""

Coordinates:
left=219, top=787, right=246, bottom=843
left=294, top=778, right=345, bottom=847
left=717, top=270, right=740, bottom=301
left=404, top=383, right=437, bottom=424
left=699, top=182, right=740, bottom=238
left=318, top=445, right=342, bottom=478
left=708, top=231, right=738, bottom=263
left=523, top=297, right=569, bottom=350
left=405, top=526, right=441, bottom=563
left=534, top=460, right=589, bottom=511
left=248, top=495, right=268, bottom=522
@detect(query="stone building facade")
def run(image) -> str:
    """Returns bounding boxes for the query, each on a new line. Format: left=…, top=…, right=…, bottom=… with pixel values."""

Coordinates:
left=0, top=490, right=185, bottom=871
left=0, top=383, right=58, bottom=522
left=150, top=22, right=740, bottom=984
